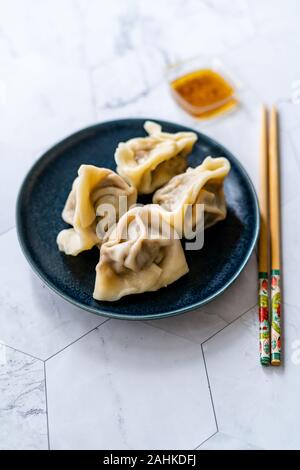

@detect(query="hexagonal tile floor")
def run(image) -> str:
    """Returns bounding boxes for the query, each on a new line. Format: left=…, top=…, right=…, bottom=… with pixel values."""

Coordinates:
left=2, top=0, right=300, bottom=450
left=0, top=230, right=106, bottom=360
left=46, top=321, right=217, bottom=450
left=0, top=231, right=260, bottom=450
left=203, top=305, right=300, bottom=450
left=0, top=345, right=48, bottom=450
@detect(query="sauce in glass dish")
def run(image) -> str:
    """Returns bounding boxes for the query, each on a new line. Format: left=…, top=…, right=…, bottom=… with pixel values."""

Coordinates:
left=171, top=68, right=238, bottom=119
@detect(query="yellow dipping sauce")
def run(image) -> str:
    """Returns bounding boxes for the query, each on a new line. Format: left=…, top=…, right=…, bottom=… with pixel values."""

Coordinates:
left=171, top=69, right=238, bottom=119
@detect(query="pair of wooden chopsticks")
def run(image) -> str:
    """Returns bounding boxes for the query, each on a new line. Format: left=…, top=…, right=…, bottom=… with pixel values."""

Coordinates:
left=258, top=106, right=281, bottom=366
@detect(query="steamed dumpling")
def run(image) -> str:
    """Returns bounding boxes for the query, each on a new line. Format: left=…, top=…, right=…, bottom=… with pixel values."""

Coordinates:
left=93, top=205, right=189, bottom=301
left=153, top=157, right=230, bottom=238
left=57, top=165, right=137, bottom=256
left=115, top=121, right=197, bottom=194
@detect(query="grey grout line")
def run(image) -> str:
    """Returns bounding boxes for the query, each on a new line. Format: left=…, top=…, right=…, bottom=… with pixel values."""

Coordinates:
left=44, top=318, right=111, bottom=362
left=199, top=304, right=259, bottom=446
left=1, top=342, right=42, bottom=362
left=43, top=362, right=51, bottom=451
left=3, top=342, right=51, bottom=449
left=120, top=311, right=226, bottom=450
left=141, top=302, right=258, bottom=347
left=2, top=303, right=258, bottom=365
left=216, top=301, right=257, bottom=324
left=200, top=323, right=230, bottom=346
left=194, top=430, right=219, bottom=450
left=201, top=343, right=219, bottom=434
left=0, top=225, right=15, bottom=237
left=202, top=303, right=258, bottom=346
left=1, top=320, right=111, bottom=363
left=140, top=312, right=230, bottom=345
left=140, top=320, right=207, bottom=345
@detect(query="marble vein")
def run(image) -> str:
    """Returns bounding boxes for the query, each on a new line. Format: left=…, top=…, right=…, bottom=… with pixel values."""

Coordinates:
left=0, top=346, right=47, bottom=450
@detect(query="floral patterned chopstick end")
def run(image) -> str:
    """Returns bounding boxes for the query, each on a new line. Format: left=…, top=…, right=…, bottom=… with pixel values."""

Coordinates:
left=259, top=272, right=271, bottom=366
left=271, top=269, right=281, bottom=365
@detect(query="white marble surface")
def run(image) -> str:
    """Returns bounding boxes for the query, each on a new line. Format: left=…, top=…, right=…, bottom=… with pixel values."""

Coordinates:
left=0, top=346, right=48, bottom=450
left=198, top=432, right=262, bottom=451
left=0, top=230, right=106, bottom=360
left=203, top=305, right=300, bottom=450
left=46, top=321, right=216, bottom=450
left=1, top=0, right=300, bottom=450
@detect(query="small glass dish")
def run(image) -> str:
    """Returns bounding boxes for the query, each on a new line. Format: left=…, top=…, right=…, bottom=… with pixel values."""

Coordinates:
left=167, top=55, right=241, bottom=121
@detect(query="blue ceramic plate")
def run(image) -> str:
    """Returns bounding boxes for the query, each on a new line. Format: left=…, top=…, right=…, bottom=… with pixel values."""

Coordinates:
left=16, top=119, right=259, bottom=320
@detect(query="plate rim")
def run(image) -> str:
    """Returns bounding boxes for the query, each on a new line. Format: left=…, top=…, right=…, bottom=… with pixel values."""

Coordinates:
left=16, top=118, right=260, bottom=321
